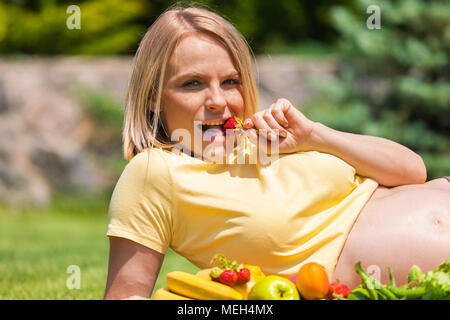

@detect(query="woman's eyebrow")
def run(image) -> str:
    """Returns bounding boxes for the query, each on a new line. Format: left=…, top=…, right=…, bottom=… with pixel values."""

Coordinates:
left=173, top=71, right=203, bottom=81
left=225, top=71, right=241, bottom=78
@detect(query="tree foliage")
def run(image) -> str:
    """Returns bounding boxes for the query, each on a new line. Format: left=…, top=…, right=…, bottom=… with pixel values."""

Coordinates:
left=303, top=0, right=449, bottom=179
left=0, top=0, right=355, bottom=54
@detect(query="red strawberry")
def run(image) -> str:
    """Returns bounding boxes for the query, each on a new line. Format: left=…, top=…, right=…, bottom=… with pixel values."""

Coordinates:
left=328, top=281, right=351, bottom=299
left=223, top=117, right=239, bottom=130
left=236, top=267, right=251, bottom=284
left=219, top=269, right=238, bottom=286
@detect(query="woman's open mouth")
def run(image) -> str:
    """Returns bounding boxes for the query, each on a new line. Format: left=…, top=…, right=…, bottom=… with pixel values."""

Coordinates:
left=198, top=117, right=237, bottom=142
left=198, top=117, right=231, bottom=134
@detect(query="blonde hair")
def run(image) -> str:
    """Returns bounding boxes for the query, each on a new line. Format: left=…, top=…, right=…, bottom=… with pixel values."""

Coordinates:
left=123, top=3, right=259, bottom=161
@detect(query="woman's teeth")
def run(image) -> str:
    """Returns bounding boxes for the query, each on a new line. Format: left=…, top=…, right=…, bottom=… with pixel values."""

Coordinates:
left=199, top=118, right=237, bottom=138
left=201, top=119, right=225, bottom=134
left=203, top=120, right=225, bottom=125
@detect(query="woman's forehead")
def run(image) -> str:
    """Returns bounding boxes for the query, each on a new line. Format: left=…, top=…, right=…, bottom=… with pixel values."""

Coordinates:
left=167, top=33, right=237, bottom=77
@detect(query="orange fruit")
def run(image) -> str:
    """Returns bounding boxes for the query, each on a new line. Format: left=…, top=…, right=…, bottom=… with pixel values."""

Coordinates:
left=295, top=262, right=329, bottom=300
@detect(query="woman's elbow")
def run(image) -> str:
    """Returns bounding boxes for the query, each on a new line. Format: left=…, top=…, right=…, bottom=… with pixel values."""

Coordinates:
left=408, top=153, right=427, bottom=185
left=382, top=154, right=427, bottom=187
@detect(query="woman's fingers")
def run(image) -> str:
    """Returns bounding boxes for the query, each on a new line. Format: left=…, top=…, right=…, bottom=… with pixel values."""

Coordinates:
left=242, top=98, right=317, bottom=154
left=243, top=127, right=276, bottom=156
left=250, top=111, right=271, bottom=139
left=243, top=118, right=253, bottom=129
left=245, top=109, right=287, bottom=141
left=263, top=109, right=287, bottom=139
left=270, top=103, right=289, bottom=128
left=244, top=126, right=258, bottom=146
left=243, top=98, right=296, bottom=143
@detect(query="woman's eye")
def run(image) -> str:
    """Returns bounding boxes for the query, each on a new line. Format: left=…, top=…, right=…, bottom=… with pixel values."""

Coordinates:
left=183, top=80, right=200, bottom=87
left=182, top=78, right=239, bottom=88
left=223, top=78, right=240, bottom=85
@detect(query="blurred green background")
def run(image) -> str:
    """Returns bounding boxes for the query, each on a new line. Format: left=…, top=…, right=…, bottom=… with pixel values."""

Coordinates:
left=0, top=0, right=448, bottom=299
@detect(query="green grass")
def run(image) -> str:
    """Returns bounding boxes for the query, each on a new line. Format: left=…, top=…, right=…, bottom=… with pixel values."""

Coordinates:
left=0, top=194, right=199, bottom=300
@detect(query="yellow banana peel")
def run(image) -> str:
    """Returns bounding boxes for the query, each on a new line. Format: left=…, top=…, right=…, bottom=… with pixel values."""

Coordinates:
left=152, top=288, right=193, bottom=300
left=167, top=271, right=243, bottom=300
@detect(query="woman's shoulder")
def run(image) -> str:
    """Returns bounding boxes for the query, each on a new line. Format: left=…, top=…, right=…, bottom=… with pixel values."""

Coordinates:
left=127, top=148, right=160, bottom=168
left=121, top=147, right=173, bottom=183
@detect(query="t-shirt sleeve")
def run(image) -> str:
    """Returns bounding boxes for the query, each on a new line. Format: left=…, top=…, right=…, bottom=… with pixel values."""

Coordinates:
left=106, top=149, right=173, bottom=254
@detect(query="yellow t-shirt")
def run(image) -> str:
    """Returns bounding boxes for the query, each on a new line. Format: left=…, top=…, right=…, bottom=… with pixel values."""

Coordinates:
left=106, top=136, right=379, bottom=278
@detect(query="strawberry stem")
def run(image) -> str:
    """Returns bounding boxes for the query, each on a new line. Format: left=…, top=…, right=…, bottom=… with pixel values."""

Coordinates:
left=210, top=254, right=243, bottom=272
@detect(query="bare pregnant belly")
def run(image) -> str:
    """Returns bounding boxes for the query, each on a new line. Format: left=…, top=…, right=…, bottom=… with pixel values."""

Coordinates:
left=370, top=177, right=450, bottom=200
left=334, top=178, right=450, bottom=288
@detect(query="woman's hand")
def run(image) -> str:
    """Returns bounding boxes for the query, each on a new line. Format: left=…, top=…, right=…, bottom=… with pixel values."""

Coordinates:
left=243, top=98, right=316, bottom=154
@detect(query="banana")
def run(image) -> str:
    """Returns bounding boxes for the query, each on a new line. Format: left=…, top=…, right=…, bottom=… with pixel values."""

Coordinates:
left=196, top=268, right=212, bottom=281
left=152, top=288, right=193, bottom=300
left=167, top=271, right=243, bottom=300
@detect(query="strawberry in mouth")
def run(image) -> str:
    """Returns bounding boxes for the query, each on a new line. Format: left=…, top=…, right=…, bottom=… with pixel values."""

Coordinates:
left=223, top=117, right=240, bottom=130
left=197, top=117, right=246, bottom=144
left=199, top=117, right=242, bottom=134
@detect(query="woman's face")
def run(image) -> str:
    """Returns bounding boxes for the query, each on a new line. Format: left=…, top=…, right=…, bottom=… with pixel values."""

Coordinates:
left=161, top=33, right=245, bottom=160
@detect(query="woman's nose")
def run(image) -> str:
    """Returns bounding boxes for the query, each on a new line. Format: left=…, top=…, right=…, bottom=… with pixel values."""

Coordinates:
left=205, top=85, right=227, bottom=112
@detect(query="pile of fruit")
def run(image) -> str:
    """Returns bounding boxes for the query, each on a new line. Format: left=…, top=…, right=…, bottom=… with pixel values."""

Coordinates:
left=152, top=254, right=450, bottom=300
left=153, top=254, right=266, bottom=300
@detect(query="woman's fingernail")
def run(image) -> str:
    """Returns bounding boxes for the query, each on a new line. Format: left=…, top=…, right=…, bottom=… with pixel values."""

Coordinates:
left=244, top=119, right=251, bottom=126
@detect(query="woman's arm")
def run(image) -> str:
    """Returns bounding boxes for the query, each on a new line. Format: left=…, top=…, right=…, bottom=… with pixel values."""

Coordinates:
left=308, top=122, right=427, bottom=187
left=104, top=237, right=165, bottom=300
left=244, top=98, right=427, bottom=187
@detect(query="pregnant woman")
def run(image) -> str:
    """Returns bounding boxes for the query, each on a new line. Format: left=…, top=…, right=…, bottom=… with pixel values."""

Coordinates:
left=104, top=5, right=449, bottom=299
